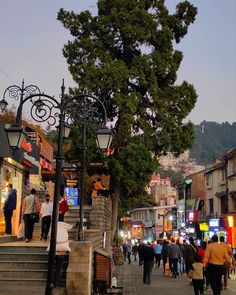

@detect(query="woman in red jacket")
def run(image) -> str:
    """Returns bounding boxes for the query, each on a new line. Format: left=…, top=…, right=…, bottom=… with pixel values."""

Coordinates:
left=59, top=196, right=69, bottom=222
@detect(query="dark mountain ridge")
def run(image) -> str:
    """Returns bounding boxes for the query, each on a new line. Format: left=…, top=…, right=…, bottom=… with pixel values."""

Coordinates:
left=190, top=121, right=236, bottom=164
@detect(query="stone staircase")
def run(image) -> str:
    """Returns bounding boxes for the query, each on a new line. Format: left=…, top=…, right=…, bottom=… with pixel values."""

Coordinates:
left=0, top=243, right=48, bottom=286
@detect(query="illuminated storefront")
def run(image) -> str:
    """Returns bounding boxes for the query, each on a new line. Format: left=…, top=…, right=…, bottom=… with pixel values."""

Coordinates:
left=0, top=123, right=40, bottom=235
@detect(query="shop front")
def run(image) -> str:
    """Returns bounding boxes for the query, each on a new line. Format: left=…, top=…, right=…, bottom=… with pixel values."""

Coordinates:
left=0, top=123, right=40, bottom=236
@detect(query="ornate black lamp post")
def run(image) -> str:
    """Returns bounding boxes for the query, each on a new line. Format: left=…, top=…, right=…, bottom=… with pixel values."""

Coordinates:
left=0, top=79, right=113, bottom=295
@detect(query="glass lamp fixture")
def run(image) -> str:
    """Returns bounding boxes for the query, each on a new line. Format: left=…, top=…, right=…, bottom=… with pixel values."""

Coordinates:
left=5, top=124, right=26, bottom=151
left=95, top=126, right=113, bottom=151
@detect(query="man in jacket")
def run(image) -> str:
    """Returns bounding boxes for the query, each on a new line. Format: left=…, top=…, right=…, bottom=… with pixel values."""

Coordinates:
left=169, top=237, right=181, bottom=278
left=142, top=242, right=155, bottom=284
left=203, top=235, right=231, bottom=295
left=3, top=184, right=17, bottom=235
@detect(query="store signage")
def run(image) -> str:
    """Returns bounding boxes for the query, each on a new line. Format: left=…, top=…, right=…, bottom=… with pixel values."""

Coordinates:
left=186, top=210, right=198, bottom=224
left=22, top=138, right=33, bottom=153
left=209, top=218, right=220, bottom=228
left=199, top=222, right=209, bottom=232
left=12, top=137, right=40, bottom=174
left=65, top=179, right=79, bottom=206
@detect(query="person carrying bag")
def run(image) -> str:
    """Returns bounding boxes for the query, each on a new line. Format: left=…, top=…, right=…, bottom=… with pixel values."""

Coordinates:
left=22, top=189, right=40, bottom=243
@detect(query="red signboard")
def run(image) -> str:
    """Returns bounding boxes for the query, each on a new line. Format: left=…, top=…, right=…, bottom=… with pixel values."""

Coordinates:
left=186, top=210, right=198, bottom=224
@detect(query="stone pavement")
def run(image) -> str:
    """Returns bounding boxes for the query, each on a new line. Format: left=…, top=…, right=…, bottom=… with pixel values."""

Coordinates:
left=114, top=260, right=236, bottom=295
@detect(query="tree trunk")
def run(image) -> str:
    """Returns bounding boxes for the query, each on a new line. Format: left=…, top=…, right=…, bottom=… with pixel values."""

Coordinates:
left=110, top=174, right=120, bottom=243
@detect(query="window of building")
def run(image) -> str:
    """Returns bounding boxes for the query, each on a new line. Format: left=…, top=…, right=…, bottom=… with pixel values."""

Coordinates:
left=229, top=159, right=236, bottom=176
left=221, top=195, right=228, bottom=214
left=221, top=168, right=226, bottom=182
left=206, top=173, right=213, bottom=187
left=209, top=198, right=214, bottom=214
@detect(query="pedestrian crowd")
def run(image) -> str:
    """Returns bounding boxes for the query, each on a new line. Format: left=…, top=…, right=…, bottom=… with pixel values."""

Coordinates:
left=120, top=235, right=236, bottom=295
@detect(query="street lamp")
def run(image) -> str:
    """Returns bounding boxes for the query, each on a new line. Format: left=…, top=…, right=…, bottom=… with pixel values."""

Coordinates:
left=4, top=123, right=26, bottom=151
left=95, top=126, right=113, bottom=151
left=1, top=79, right=112, bottom=295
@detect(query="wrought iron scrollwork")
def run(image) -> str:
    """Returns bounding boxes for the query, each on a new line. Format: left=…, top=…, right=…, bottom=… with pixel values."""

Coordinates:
left=3, top=83, right=41, bottom=102
left=64, top=95, right=107, bottom=126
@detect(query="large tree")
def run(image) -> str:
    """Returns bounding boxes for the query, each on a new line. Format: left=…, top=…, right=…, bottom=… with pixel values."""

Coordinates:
left=58, top=0, right=198, bottom=240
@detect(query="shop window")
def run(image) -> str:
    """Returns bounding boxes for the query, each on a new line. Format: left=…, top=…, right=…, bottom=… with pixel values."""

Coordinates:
left=209, top=199, right=214, bottom=214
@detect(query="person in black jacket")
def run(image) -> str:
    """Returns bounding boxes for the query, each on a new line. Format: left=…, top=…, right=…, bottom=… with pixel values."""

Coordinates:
left=3, top=184, right=17, bottom=235
left=161, top=240, right=170, bottom=274
left=142, top=242, right=155, bottom=284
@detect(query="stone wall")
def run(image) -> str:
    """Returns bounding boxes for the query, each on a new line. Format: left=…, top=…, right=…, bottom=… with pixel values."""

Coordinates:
left=66, top=241, right=93, bottom=295
left=89, top=196, right=113, bottom=254
left=66, top=195, right=113, bottom=295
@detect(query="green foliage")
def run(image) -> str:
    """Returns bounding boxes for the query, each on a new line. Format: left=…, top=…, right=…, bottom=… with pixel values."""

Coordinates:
left=57, top=0, right=198, bottom=209
left=190, top=121, right=236, bottom=164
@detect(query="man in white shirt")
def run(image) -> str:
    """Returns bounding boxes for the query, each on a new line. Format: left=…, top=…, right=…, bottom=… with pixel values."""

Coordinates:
left=40, top=194, right=53, bottom=241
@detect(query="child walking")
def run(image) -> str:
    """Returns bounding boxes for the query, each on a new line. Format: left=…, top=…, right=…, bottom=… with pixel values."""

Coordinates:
left=189, top=255, right=204, bottom=295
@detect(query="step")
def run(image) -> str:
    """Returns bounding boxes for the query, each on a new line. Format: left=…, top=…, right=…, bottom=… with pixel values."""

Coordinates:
left=0, top=260, right=48, bottom=270
left=0, top=252, right=48, bottom=261
left=0, top=277, right=47, bottom=286
left=0, top=246, right=47, bottom=253
left=0, top=269, right=48, bottom=279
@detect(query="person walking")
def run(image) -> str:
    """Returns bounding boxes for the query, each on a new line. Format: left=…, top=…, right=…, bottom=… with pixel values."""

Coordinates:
left=123, top=243, right=128, bottom=262
left=3, top=184, right=17, bottom=235
left=219, top=236, right=233, bottom=290
left=59, top=195, right=69, bottom=222
left=189, top=255, right=204, bottom=295
left=161, top=240, right=170, bottom=275
left=203, top=235, right=231, bottom=295
left=127, top=242, right=132, bottom=264
left=154, top=240, right=162, bottom=268
left=22, top=188, right=40, bottom=243
left=142, top=242, right=155, bottom=284
left=185, top=237, right=199, bottom=278
left=132, top=243, right=138, bottom=261
left=176, top=238, right=185, bottom=274
left=169, top=237, right=181, bottom=278
left=40, top=194, right=53, bottom=241
left=198, top=240, right=209, bottom=290
left=137, top=242, right=144, bottom=266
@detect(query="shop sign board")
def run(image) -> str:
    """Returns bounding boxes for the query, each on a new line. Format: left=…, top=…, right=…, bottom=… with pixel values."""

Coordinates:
left=199, top=222, right=209, bottom=232
left=209, top=218, right=220, bottom=228
left=65, top=179, right=79, bottom=206
left=186, top=210, right=198, bottom=224
left=15, top=137, right=40, bottom=174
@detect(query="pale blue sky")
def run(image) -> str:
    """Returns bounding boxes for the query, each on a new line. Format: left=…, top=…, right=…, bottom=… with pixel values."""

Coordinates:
left=0, top=0, right=235, bottom=124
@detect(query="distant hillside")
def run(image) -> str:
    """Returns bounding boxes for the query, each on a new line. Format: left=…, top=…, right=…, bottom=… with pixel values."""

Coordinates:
left=190, top=121, right=236, bottom=164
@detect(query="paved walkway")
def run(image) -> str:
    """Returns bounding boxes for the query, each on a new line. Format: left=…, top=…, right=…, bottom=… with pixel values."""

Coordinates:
left=114, top=260, right=236, bottom=295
